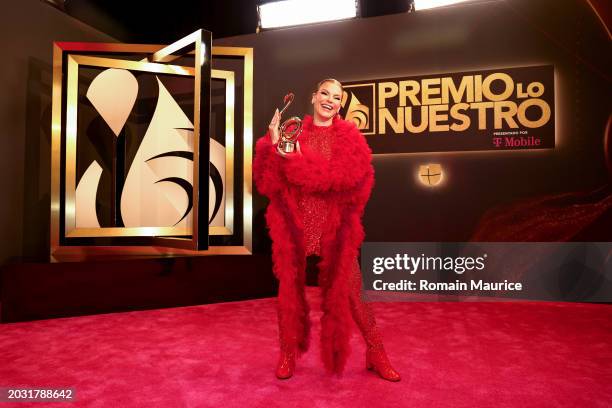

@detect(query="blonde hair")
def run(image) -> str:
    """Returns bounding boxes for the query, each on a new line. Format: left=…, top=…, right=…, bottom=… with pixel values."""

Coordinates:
left=315, top=78, right=343, bottom=93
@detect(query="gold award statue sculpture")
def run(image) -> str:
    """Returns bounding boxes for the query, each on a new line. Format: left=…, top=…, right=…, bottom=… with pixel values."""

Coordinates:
left=49, top=29, right=256, bottom=258
left=277, top=92, right=303, bottom=154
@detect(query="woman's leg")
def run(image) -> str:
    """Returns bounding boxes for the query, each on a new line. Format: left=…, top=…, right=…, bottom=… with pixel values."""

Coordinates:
left=348, top=260, right=401, bottom=381
left=276, top=278, right=298, bottom=379
left=276, top=260, right=310, bottom=379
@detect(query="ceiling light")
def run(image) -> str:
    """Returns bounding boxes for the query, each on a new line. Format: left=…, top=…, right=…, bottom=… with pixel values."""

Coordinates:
left=414, top=0, right=474, bottom=11
left=258, top=0, right=358, bottom=30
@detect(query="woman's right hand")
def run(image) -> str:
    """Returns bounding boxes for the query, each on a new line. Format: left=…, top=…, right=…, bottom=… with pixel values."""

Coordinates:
left=269, top=108, right=280, bottom=145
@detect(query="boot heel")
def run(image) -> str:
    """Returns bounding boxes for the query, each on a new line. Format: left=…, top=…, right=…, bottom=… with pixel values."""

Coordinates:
left=365, top=349, right=401, bottom=382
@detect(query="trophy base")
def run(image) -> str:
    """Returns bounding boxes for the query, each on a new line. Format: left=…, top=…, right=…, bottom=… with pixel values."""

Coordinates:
left=278, top=140, right=296, bottom=154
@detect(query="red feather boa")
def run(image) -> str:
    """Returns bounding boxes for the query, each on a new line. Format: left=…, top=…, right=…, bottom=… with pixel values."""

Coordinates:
left=253, top=115, right=374, bottom=373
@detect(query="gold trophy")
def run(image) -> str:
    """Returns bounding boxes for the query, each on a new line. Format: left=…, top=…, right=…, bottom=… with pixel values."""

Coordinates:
left=277, top=92, right=303, bottom=154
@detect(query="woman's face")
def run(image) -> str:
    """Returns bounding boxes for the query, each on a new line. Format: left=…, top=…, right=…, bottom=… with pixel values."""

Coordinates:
left=311, top=81, right=343, bottom=122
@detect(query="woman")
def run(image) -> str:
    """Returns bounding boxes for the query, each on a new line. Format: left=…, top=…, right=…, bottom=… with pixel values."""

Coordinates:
left=253, top=79, right=400, bottom=381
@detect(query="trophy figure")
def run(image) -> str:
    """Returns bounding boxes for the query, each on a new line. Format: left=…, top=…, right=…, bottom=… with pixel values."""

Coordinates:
left=277, top=92, right=303, bottom=154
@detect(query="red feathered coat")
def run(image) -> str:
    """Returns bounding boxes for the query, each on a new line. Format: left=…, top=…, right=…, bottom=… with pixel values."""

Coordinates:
left=253, top=115, right=374, bottom=374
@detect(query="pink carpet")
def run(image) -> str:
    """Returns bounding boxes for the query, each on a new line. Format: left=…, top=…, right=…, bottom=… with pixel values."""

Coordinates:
left=1, top=287, right=611, bottom=407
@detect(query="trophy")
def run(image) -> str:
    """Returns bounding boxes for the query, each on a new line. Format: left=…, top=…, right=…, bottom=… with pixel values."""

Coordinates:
left=277, top=92, right=303, bottom=154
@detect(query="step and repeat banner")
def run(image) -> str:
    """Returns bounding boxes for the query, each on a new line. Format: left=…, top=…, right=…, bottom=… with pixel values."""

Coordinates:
left=341, top=65, right=555, bottom=153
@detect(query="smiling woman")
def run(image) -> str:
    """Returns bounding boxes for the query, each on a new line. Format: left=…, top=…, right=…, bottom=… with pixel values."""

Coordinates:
left=253, top=78, right=401, bottom=382
left=311, top=79, right=343, bottom=125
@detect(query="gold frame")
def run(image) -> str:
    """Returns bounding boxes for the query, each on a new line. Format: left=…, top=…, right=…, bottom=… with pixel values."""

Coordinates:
left=50, top=39, right=254, bottom=259
left=64, top=54, right=195, bottom=238
left=209, top=69, right=235, bottom=236
left=211, top=46, right=254, bottom=253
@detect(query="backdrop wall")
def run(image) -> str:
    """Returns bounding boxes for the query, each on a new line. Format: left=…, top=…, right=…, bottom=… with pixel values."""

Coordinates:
left=214, top=0, right=611, bottom=251
left=0, top=0, right=116, bottom=266
left=0, top=0, right=610, bottom=265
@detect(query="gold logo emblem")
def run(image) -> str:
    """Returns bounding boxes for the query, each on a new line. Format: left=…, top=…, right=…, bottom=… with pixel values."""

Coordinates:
left=51, top=30, right=254, bottom=257
left=342, top=91, right=370, bottom=130
left=339, top=83, right=376, bottom=135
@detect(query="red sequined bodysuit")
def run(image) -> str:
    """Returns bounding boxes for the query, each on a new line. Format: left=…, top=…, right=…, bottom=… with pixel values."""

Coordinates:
left=297, top=124, right=333, bottom=255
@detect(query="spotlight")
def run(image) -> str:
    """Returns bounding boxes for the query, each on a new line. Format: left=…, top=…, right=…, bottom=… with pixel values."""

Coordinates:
left=257, top=0, right=358, bottom=30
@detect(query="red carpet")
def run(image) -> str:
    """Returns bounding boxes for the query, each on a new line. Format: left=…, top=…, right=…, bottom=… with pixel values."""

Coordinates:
left=1, top=287, right=611, bottom=407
